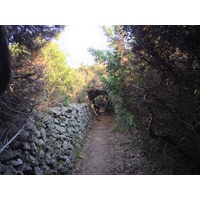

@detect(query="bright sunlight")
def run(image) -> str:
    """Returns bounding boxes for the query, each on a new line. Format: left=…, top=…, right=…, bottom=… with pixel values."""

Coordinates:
left=58, top=25, right=109, bottom=68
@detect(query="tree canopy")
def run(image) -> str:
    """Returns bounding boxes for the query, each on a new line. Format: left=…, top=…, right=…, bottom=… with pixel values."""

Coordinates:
left=7, top=25, right=65, bottom=51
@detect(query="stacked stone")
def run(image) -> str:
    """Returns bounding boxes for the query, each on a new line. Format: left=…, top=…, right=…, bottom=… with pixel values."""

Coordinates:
left=0, top=103, right=92, bottom=175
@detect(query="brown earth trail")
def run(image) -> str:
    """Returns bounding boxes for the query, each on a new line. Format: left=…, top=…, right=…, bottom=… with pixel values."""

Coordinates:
left=72, top=112, right=126, bottom=175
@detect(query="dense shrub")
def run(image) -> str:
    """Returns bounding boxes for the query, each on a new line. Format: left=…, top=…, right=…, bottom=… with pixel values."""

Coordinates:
left=90, top=25, right=200, bottom=174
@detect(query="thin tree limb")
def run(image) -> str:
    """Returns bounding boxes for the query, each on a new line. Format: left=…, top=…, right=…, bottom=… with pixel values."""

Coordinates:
left=0, top=99, right=27, bottom=116
left=0, top=122, right=28, bottom=154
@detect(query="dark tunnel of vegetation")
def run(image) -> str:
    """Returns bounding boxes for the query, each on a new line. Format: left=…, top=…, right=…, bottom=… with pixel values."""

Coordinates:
left=90, top=25, right=200, bottom=174
left=1, top=25, right=200, bottom=174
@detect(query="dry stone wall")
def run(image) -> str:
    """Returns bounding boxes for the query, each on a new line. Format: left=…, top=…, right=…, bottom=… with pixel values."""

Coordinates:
left=0, top=103, right=93, bottom=175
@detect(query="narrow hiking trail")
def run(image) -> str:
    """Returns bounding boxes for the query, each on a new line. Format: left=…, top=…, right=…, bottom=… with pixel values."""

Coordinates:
left=72, top=112, right=128, bottom=175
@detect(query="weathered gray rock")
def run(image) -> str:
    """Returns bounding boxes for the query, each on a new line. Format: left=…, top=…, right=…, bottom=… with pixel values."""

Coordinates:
left=72, top=110, right=78, bottom=116
left=12, top=140, right=23, bottom=149
left=50, top=133, right=59, bottom=139
left=68, top=126, right=76, bottom=133
left=60, top=116, right=67, bottom=121
left=53, top=118, right=60, bottom=124
left=19, top=131, right=32, bottom=141
left=0, top=102, right=92, bottom=175
left=45, top=145, right=54, bottom=154
left=64, top=118, right=69, bottom=125
left=34, top=166, right=43, bottom=175
left=59, top=122, right=66, bottom=127
left=55, top=125, right=66, bottom=134
left=45, top=152, right=52, bottom=160
left=35, top=129, right=42, bottom=138
left=30, top=142, right=37, bottom=153
left=62, top=141, right=69, bottom=150
left=41, top=165, right=51, bottom=174
left=10, top=159, right=23, bottom=166
left=40, top=128, right=47, bottom=140
left=43, top=115, right=53, bottom=127
left=48, top=107, right=62, bottom=116
left=27, top=154, right=39, bottom=165
left=22, top=142, right=31, bottom=150
left=0, top=164, right=7, bottom=174
left=0, top=149, right=20, bottom=162
left=38, top=149, right=45, bottom=157
left=17, top=163, right=32, bottom=174
left=57, top=134, right=68, bottom=141
left=47, top=158, right=57, bottom=169
left=3, top=166, right=21, bottom=175
left=36, top=138, right=45, bottom=147
left=66, top=142, right=74, bottom=150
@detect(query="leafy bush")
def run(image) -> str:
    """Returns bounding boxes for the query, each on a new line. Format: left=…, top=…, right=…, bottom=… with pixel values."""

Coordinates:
left=10, top=43, right=30, bottom=61
left=37, top=40, right=87, bottom=106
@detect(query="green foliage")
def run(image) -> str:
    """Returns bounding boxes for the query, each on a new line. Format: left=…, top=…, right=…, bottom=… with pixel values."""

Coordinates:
left=89, top=25, right=136, bottom=129
left=38, top=40, right=87, bottom=105
left=194, top=89, right=200, bottom=96
left=62, top=95, right=72, bottom=106
left=77, top=63, right=107, bottom=98
left=129, top=114, right=135, bottom=127
left=7, top=25, right=65, bottom=51
left=10, top=42, right=30, bottom=61
left=39, top=41, right=70, bottom=96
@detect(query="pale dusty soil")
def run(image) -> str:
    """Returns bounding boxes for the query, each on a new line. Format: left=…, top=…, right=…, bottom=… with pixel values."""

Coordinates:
left=72, top=112, right=128, bottom=175
left=72, top=110, right=189, bottom=175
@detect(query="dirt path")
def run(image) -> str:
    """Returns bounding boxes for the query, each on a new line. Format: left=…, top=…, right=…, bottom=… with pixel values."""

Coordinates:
left=72, top=112, right=126, bottom=175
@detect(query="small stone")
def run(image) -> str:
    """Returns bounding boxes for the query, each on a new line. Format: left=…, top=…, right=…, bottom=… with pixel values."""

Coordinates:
left=55, top=125, right=66, bottom=133
left=72, top=110, right=77, bottom=116
left=39, top=149, right=45, bottom=157
left=46, top=145, right=54, bottom=154
left=3, top=166, right=19, bottom=175
left=17, top=163, right=33, bottom=174
left=35, top=129, right=42, bottom=138
left=0, top=149, right=20, bottom=162
left=10, top=159, right=23, bottom=166
left=34, top=166, right=44, bottom=175
left=54, top=118, right=60, bottom=124
left=19, top=131, right=31, bottom=141
left=51, top=133, right=59, bottom=139
left=23, top=142, right=31, bottom=150
left=67, top=142, right=74, bottom=150
left=62, top=141, right=69, bottom=150
left=29, top=155, right=39, bottom=165
left=42, top=165, right=51, bottom=174
left=48, top=107, right=62, bottom=116
left=36, top=139, right=45, bottom=146
left=40, top=128, right=47, bottom=140
left=0, top=164, right=7, bottom=174
left=60, top=123, right=66, bottom=127
left=30, top=142, right=37, bottom=153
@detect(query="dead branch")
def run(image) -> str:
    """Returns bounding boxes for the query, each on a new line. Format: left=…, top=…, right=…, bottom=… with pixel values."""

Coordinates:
left=147, top=111, right=173, bottom=143
left=12, top=73, right=35, bottom=79
left=0, top=122, right=28, bottom=154
left=0, top=99, right=27, bottom=116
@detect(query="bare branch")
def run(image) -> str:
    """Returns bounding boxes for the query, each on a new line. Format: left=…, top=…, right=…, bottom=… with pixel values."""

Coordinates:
left=0, top=99, right=27, bottom=116
left=0, top=122, right=28, bottom=154
left=12, top=73, right=35, bottom=79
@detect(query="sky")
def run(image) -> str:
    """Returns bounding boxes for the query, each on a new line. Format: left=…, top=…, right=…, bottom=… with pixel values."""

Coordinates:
left=57, top=25, right=109, bottom=68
